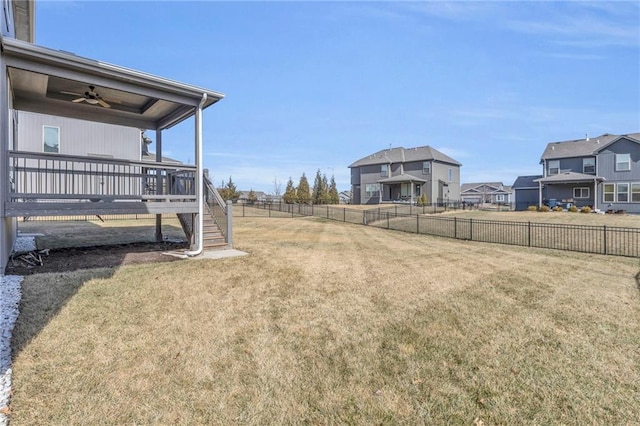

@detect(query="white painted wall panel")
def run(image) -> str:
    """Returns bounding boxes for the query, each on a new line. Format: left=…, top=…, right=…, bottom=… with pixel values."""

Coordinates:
left=16, top=111, right=141, bottom=161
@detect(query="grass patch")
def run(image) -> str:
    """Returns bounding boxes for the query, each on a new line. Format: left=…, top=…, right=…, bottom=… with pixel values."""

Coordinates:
left=9, top=217, right=640, bottom=424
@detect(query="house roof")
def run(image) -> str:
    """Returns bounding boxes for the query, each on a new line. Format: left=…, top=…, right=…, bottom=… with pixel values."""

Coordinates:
left=2, top=38, right=225, bottom=131
left=378, top=173, right=428, bottom=184
left=349, top=146, right=461, bottom=168
left=460, top=182, right=510, bottom=194
left=540, top=133, right=640, bottom=161
left=512, top=175, right=543, bottom=189
left=534, top=171, right=605, bottom=184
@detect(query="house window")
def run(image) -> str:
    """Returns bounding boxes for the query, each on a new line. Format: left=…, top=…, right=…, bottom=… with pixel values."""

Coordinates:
left=496, top=194, right=505, bottom=202
left=603, top=183, right=615, bottom=203
left=617, top=183, right=629, bottom=202
left=448, top=168, right=453, bottom=182
left=615, top=153, right=631, bottom=171
left=583, top=158, right=595, bottom=174
left=422, top=161, right=431, bottom=174
left=381, top=164, right=388, bottom=177
left=365, top=183, right=380, bottom=198
left=548, top=160, right=559, bottom=175
left=573, top=187, right=589, bottom=199
left=632, top=183, right=640, bottom=202
left=43, top=126, right=60, bottom=153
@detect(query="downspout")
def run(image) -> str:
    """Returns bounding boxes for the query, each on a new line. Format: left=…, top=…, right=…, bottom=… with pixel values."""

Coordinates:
left=185, top=93, right=207, bottom=257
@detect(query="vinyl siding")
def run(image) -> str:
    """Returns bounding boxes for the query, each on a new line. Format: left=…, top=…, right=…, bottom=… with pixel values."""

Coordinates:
left=597, top=139, right=640, bottom=181
left=17, top=111, right=141, bottom=161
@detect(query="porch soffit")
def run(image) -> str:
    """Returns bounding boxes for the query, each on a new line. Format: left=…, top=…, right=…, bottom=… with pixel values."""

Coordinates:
left=3, top=38, right=224, bottom=130
left=378, top=174, right=428, bottom=184
left=534, top=172, right=605, bottom=184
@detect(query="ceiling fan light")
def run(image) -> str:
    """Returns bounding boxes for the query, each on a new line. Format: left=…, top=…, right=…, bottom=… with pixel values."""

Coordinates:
left=85, top=98, right=99, bottom=105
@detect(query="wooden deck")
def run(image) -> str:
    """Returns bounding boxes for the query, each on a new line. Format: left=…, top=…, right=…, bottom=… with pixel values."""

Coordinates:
left=7, top=150, right=198, bottom=217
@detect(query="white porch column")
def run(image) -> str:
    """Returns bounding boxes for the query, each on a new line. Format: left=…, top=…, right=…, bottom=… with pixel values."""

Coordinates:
left=538, top=181, right=543, bottom=208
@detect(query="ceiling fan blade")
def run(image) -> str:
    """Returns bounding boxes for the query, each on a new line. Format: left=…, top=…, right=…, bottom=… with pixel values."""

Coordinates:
left=60, top=91, right=84, bottom=96
left=97, top=99, right=111, bottom=108
left=72, top=97, right=86, bottom=103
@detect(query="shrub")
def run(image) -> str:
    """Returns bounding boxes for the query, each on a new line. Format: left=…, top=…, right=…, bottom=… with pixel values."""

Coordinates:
left=539, top=205, right=550, bottom=212
left=552, top=206, right=563, bottom=212
left=568, top=205, right=578, bottom=212
left=580, top=206, right=592, bottom=214
left=527, top=206, right=538, bottom=212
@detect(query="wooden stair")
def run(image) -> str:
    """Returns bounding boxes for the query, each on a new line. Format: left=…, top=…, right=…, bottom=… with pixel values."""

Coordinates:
left=202, top=214, right=227, bottom=250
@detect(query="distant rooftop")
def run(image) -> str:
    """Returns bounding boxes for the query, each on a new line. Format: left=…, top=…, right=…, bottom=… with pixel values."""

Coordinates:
left=350, top=145, right=461, bottom=168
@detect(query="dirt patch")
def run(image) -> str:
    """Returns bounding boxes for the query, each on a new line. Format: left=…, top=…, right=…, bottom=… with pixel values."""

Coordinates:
left=6, top=241, right=188, bottom=275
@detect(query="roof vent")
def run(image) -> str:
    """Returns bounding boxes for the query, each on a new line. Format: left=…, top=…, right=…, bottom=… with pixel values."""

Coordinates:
left=551, top=145, right=555, bottom=150
left=586, top=133, right=589, bottom=141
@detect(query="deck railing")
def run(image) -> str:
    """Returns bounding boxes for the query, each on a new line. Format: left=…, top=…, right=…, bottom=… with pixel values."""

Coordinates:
left=204, top=176, right=230, bottom=242
left=8, top=150, right=196, bottom=202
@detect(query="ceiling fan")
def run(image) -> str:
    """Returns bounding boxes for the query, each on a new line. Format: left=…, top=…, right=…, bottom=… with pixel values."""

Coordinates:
left=60, top=85, right=112, bottom=108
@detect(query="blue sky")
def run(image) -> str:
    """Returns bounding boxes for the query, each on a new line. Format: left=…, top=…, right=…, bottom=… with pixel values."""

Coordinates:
left=36, top=1, right=639, bottom=193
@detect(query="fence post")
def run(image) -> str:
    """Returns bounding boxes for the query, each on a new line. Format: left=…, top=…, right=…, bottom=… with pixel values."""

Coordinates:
left=312, top=204, right=314, bottom=216
left=363, top=211, right=366, bottom=225
left=454, top=216, right=457, bottom=239
left=269, top=203, right=271, bottom=217
left=603, top=225, right=607, bottom=255
left=416, top=214, right=419, bottom=233
left=469, top=218, right=473, bottom=241
left=292, top=205, right=294, bottom=218
left=387, top=212, right=390, bottom=229
left=343, top=208, right=346, bottom=222
left=327, top=205, right=329, bottom=219
left=528, top=221, right=531, bottom=247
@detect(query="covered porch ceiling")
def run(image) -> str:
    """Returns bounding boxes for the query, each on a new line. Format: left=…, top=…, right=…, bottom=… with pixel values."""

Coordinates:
left=3, top=38, right=224, bottom=130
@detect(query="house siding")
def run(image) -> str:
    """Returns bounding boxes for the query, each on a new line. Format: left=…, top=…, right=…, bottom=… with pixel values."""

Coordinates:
left=547, top=156, right=595, bottom=176
left=17, top=111, right=141, bottom=160
left=597, top=139, right=640, bottom=181
left=514, top=188, right=538, bottom=210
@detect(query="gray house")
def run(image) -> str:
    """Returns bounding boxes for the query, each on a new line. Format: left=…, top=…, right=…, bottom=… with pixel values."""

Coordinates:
left=460, top=182, right=512, bottom=205
left=1, top=0, right=227, bottom=275
left=349, top=146, right=461, bottom=205
left=534, top=133, right=640, bottom=213
left=512, top=175, right=542, bottom=211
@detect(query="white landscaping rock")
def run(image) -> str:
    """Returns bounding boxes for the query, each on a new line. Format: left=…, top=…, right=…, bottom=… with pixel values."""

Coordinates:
left=0, top=275, right=22, bottom=426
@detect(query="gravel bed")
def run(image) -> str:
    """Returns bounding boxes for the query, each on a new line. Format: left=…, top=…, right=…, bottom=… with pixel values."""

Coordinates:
left=0, top=236, right=34, bottom=425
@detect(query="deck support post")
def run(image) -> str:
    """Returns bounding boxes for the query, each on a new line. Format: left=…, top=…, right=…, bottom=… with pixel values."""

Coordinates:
left=155, top=129, right=163, bottom=242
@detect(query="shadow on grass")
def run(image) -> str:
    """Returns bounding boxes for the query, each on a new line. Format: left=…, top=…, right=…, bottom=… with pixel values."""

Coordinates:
left=9, top=220, right=188, bottom=361
left=11, top=268, right=115, bottom=358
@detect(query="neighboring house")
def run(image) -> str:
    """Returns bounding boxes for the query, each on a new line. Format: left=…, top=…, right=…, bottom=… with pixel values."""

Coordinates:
left=1, top=0, right=225, bottom=275
left=512, top=175, right=543, bottom=211
left=238, top=190, right=267, bottom=203
left=534, top=133, right=640, bottom=213
left=339, top=190, right=352, bottom=204
left=460, top=182, right=512, bottom=205
left=349, top=146, right=461, bottom=205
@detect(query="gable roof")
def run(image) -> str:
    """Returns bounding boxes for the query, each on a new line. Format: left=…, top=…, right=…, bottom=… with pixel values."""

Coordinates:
left=512, top=175, right=543, bottom=189
left=534, top=171, right=605, bottom=184
left=461, top=182, right=503, bottom=192
left=349, top=145, right=461, bottom=168
left=540, top=133, right=640, bottom=161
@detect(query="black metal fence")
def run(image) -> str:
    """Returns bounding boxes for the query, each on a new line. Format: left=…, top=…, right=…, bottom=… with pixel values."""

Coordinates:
left=236, top=202, right=639, bottom=258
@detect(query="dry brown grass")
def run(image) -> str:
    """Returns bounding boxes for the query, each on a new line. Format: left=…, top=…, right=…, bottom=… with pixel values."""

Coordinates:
left=9, top=216, right=640, bottom=424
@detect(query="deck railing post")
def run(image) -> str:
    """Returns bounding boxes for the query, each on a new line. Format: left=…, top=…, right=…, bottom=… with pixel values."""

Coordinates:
left=226, top=200, right=233, bottom=248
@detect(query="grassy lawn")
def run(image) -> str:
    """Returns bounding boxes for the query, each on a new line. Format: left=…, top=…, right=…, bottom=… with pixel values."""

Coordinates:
left=9, top=217, right=640, bottom=424
left=439, top=210, right=640, bottom=227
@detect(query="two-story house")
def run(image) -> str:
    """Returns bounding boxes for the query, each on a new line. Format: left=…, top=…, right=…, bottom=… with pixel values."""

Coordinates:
left=534, top=133, right=640, bottom=213
left=349, top=146, right=461, bottom=205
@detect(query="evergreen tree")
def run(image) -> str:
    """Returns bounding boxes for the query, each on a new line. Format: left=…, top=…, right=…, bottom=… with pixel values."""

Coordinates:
left=247, top=188, right=258, bottom=205
left=297, top=173, right=311, bottom=204
left=283, top=177, right=297, bottom=204
left=321, top=174, right=330, bottom=204
left=312, top=169, right=328, bottom=204
left=328, top=175, right=339, bottom=204
left=219, top=176, right=241, bottom=202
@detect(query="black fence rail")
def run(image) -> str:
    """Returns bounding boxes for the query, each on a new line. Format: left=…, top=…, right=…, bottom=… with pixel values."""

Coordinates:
left=236, top=202, right=639, bottom=258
